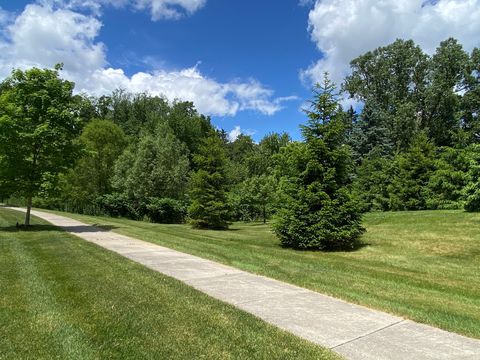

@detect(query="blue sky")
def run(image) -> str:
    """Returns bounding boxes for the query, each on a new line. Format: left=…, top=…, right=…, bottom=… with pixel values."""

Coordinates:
left=1, top=0, right=479, bottom=141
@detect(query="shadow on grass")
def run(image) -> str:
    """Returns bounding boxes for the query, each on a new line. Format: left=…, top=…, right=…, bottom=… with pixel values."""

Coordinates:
left=279, top=241, right=371, bottom=253
left=0, top=224, right=118, bottom=233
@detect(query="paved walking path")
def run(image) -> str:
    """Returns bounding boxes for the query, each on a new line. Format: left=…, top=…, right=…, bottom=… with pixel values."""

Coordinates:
left=10, top=208, right=480, bottom=359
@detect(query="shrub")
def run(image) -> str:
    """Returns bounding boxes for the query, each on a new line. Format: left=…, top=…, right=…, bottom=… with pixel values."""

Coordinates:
left=145, top=198, right=187, bottom=224
left=96, top=193, right=143, bottom=219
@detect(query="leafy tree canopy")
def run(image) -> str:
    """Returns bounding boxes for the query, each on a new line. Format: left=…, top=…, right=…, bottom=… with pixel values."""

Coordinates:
left=0, top=64, right=84, bottom=224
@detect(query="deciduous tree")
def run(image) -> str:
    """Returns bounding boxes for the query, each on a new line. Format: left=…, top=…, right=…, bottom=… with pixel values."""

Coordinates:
left=0, top=65, right=83, bottom=225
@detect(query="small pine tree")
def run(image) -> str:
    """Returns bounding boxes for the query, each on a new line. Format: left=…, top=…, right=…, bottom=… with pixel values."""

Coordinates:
left=273, top=74, right=364, bottom=250
left=188, top=132, right=230, bottom=229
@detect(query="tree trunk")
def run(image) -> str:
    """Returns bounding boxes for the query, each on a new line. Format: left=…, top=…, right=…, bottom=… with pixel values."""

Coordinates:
left=263, top=204, right=266, bottom=224
left=25, top=196, right=32, bottom=226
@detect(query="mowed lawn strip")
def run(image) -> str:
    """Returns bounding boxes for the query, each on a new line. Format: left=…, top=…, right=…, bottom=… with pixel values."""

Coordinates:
left=0, top=209, right=339, bottom=360
left=42, top=208, right=480, bottom=339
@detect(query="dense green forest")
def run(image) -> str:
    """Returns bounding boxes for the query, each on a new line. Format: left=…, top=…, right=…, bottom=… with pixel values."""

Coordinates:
left=1, top=38, right=479, bottom=250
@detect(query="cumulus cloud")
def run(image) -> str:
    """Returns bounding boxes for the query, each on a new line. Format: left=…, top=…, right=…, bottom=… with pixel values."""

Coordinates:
left=302, top=0, right=480, bottom=86
left=86, top=66, right=290, bottom=116
left=0, top=7, right=12, bottom=26
left=0, top=3, right=291, bottom=117
left=0, top=4, right=106, bottom=76
left=228, top=125, right=256, bottom=142
left=228, top=126, right=242, bottom=142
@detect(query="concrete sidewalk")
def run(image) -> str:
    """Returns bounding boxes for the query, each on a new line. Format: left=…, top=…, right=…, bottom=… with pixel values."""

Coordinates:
left=10, top=208, right=480, bottom=359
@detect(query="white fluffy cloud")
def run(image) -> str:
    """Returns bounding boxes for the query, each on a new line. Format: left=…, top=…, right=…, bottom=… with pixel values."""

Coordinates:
left=227, top=125, right=256, bottom=142
left=86, top=66, right=291, bottom=116
left=0, top=3, right=291, bottom=117
left=0, top=4, right=106, bottom=76
left=303, top=0, right=480, bottom=86
left=228, top=126, right=242, bottom=142
left=0, top=7, right=11, bottom=25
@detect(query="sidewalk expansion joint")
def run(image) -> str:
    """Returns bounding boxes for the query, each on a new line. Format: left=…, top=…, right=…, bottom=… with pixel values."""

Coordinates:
left=330, top=319, right=407, bottom=350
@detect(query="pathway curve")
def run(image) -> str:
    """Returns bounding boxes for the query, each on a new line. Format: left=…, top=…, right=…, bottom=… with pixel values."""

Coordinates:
left=9, top=208, right=480, bottom=360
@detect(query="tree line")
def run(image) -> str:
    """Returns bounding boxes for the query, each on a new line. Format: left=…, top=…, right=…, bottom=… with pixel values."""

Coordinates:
left=0, top=37, right=479, bottom=251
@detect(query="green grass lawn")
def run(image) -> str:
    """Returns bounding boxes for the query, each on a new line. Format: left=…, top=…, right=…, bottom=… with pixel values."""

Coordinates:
left=0, top=208, right=339, bottom=359
left=39, top=208, right=480, bottom=339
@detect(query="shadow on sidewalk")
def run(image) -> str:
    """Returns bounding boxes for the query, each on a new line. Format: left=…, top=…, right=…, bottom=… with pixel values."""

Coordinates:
left=1, top=224, right=118, bottom=233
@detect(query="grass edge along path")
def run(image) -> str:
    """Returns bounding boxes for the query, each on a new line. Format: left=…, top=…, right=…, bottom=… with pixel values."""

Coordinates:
left=0, top=208, right=340, bottom=359
left=28, top=208, right=480, bottom=339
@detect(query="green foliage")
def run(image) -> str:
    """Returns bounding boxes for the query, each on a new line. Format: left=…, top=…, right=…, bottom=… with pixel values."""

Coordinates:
left=353, top=150, right=395, bottom=212
left=145, top=198, right=187, bottom=224
left=344, top=38, right=473, bottom=154
left=344, top=39, right=429, bottom=110
left=348, top=39, right=480, bottom=212
left=99, top=91, right=213, bottom=159
left=95, top=194, right=187, bottom=223
left=188, top=132, right=230, bottom=230
left=272, top=141, right=310, bottom=180
left=96, top=193, right=143, bottom=219
left=107, top=90, right=170, bottom=137
left=164, top=101, right=213, bottom=156
left=426, top=146, right=470, bottom=209
left=424, top=38, right=469, bottom=147
left=113, top=123, right=190, bottom=201
left=225, top=134, right=256, bottom=184
left=229, top=175, right=277, bottom=222
left=66, top=119, right=127, bottom=201
left=387, top=132, right=436, bottom=210
left=461, top=47, right=480, bottom=142
left=354, top=142, right=470, bottom=212
left=0, top=65, right=83, bottom=224
left=273, top=75, right=364, bottom=250
left=344, top=39, right=428, bottom=154
left=463, top=145, right=480, bottom=211
left=349, top=102, right=395, bottom=158
left=3, top=38, right=480, bottom=230
left=246, top=132, right=291, bottom=176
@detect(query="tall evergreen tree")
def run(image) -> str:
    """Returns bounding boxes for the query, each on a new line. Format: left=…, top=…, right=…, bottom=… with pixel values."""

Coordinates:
left=427, top=146, right=470, bottom=210
left=352, top=149, right=395, bottom=212
left=273, top=74, right=364, bottom=250
left=188, top=132, right=230, bottom=229
left=388, top=132, right=435, bottom=210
